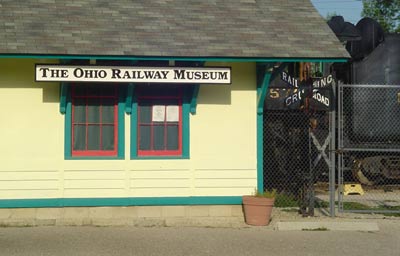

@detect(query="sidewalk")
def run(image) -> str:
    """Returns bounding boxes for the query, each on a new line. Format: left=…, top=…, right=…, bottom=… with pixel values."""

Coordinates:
left=269, top=207, right=389, bottom=231
left=0, top=205, right=398, bottom=230
left=1, top=207, right=399, bottom=255
left=1, top=220, right=400, bottom=256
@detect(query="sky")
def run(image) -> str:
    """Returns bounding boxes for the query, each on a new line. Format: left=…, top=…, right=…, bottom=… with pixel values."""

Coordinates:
left=311, top=0, right=363, bottom=24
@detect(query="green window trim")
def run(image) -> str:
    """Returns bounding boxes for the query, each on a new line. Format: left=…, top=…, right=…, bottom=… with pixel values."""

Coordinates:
left=64, top=84, right=125, bottom=160
left=130, top=87, right=191, bottom=159
left=256, top=64, right=274, bottom=192
left=60, top=82, right=68, bottom=114
left=190, top=84, right=200, bottom=115
left=125, top=83, right=135, bottom=114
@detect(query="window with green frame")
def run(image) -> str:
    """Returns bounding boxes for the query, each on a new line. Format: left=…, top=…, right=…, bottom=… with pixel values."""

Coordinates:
left=131, top=85, right=190, bottom=159
left=64, top=83, right=125, bottom=159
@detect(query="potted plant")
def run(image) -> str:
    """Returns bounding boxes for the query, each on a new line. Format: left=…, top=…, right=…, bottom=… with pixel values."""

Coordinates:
left=242, top=189, right=277, bottom=226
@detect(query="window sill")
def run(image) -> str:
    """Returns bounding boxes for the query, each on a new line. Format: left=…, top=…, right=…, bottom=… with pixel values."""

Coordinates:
left=130, top=155, right=189, bottom=160
left=65, top=156, right=125, bottom=160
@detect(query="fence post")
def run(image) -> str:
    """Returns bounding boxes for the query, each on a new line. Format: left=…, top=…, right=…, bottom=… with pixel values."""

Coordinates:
left=329, top=83, right=336, bottom=217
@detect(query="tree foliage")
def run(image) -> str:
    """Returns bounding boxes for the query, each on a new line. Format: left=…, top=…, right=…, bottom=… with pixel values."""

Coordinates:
left=361, top=0, right=400, bottom=33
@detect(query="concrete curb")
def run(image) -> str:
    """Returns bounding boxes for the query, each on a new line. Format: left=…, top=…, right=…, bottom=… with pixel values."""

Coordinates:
left=275, top=221, right=379, bottom=231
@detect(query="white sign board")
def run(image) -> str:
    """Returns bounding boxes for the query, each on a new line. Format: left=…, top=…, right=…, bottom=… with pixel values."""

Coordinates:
left=166, top=106, right=179, bottom=122
left=35, top=65, right=231, bottom=84
left=152, top=105, right=165, bottom=122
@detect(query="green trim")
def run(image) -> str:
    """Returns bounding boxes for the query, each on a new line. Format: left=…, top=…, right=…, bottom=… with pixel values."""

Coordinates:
left=182, top=90, right=191, bottom=158
left=256, top=66, right=273, bottom=192
left=0, top=196, right=242, bottom=208
left=64, top=95, right=72, bottom=157
left=131, top=93, right=138, bottom=157
left=0, top=54, right=348, bottom=63
left=59, top=83, right=68, bottom=114
left=190, top=85, right=200, bottom=114
left=257, top=73, right=272, bottom=114
left=117, top=91, right=125, bottom=158
left=0, top=199, right=62, bottom=208
left=125, top=83, right=135, bottom=114
left=64, top=85, right=125, bottom=160
left=130, top=88, right=190, bottom=159
left=257, top=113, right=264, bottom=192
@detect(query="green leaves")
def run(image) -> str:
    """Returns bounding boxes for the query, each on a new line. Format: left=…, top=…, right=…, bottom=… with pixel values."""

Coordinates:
left=362, top=0, right=400, bottom=32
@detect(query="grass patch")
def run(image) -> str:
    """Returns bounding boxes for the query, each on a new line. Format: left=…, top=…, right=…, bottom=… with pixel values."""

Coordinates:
left=272, top=193, right=400, bottom=217
left=381, top=206, right=400, bottom=217
left=342, top=202, right=372, bottom=211
left=298, top=201, right=400, bottom=217
left=315, top=200, right=329, bottom=208
left=342, top=202, right=400, bottom=217
left=274, top=193, right=299, bottom=208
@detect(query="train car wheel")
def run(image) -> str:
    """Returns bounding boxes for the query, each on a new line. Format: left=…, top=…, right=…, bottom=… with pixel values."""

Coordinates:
left=352, top=159, right=375, bottom=186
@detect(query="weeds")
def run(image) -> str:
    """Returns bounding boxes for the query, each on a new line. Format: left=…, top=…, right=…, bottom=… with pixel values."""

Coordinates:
left=274, top=193, right=299, bottom=207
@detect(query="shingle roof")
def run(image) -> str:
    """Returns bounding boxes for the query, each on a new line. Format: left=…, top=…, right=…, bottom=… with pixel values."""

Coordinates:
left=0, top=0, right=349, bottom=59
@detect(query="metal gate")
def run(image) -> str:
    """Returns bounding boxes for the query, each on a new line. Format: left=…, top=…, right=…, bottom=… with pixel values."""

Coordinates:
left=338, top=84, right=400, bottom=213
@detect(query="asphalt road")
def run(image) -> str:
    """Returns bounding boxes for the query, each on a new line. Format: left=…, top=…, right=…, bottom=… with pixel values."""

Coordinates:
left=0, top=221, right=399, bottom=256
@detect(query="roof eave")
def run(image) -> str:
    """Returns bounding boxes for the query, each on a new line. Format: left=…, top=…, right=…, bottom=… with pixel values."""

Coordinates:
left=0, top=54, right=349, bottom=63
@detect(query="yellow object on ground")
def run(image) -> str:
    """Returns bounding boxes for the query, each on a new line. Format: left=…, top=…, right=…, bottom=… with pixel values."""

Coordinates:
left=341, top=184, right=365, bottom=196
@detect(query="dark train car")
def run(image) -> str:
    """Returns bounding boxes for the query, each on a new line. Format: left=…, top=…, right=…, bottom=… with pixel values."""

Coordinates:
left=329, top=16, right=400, bottom=184
left=349, top=34, right=400, bottom=143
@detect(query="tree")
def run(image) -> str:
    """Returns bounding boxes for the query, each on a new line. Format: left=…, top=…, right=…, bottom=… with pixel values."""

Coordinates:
left=361, top=0, right=400, bottom=33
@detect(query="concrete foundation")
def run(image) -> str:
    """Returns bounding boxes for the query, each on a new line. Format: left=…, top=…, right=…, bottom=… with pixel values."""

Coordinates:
left=0, top=205, right=246, bottom=228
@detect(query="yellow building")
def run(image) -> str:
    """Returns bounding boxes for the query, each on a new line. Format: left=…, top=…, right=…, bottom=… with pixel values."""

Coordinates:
left=0, top=0, right=348, bottom=218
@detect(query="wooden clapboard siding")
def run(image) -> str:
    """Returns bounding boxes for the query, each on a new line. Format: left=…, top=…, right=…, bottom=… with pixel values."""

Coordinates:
left=0, top=59, right=257, bottom=203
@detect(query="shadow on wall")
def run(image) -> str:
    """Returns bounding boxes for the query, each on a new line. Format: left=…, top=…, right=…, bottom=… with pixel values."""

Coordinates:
left=42, top=84, right=60, bottom=103
left=0, top=58, right=60, bottom=103
left=198, top=86, right=231, bottom=105
left=198, top=62, right=256, bottom=105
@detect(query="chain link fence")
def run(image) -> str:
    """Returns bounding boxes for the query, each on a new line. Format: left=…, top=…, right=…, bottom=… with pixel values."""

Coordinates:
left=263, top=111, right=309, bottom=213
left=338, top=84, right=400, bottom=214
left=263, top=83, right=335, bottom=216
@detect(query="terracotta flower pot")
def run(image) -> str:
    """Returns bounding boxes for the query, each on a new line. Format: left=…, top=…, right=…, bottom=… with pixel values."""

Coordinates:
left=242, top=196, right=275, bottom=226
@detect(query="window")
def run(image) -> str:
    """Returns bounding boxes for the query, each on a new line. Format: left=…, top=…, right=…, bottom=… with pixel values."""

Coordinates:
left=131, top=86, right=190, bottom=158
left=138, top=97, right=182, bottom=156
left=65, top=84, right=124, bottom=159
